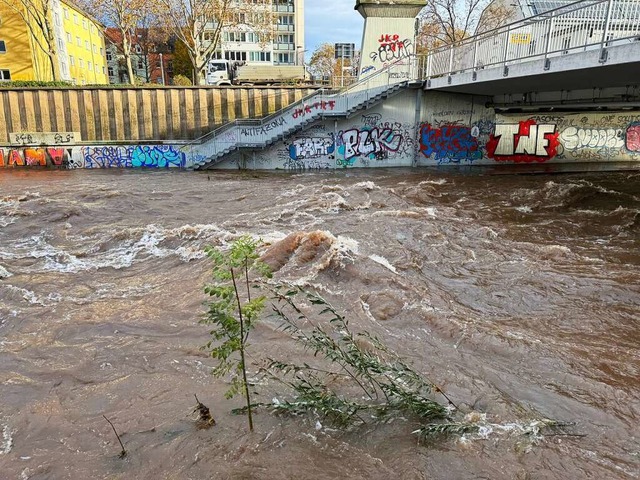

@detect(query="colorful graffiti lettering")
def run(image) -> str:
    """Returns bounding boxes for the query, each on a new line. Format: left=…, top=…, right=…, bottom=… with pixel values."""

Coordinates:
left=289, top=136, right=335, bottom=161
left=340, top=128, right=402, bottom=163
left=292, top=101, right=336, bottom=120
left=131, top=146, right=186, bottom=168
left=487, top=120, right=559, bottom=163
left=626, top=123, right=640, bottom=152
left=419, top=123, right=480, bottom=163
left=82, top=146, right=185, bottom=169
left=0, top=148, right=71, bottom=168
left=83, top=146, right=133, bottom=168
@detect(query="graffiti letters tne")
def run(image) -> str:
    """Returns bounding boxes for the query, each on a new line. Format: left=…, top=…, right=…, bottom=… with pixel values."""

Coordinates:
left=487, top=120, right=559, bottom=162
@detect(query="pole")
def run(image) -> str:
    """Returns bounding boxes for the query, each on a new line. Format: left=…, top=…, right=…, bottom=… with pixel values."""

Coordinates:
left=160, top=53, right=166, bottom=85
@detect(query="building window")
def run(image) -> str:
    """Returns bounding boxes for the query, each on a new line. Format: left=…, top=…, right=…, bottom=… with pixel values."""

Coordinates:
left=276, top=53, right=292, bottom=64
left=77, top=36, right=81, bottom=46
left=250, top=51, right=271, bottom=62
left=64, top=8, right=69, bottom=19
left=85, top=40, right=89, bottom=50
left=66, top=32, right=71, bottom=42
left=0, top=41, right=6, bottom=53
left=108, top=66, right=114, bottom=76
left=73, top=13, right=78, bottom=24
left=224, top=51, right=247, bottom=61
left=82, top=19, right=87, bottom=29
left=93, top=44, right=97, bottom=53
left=106, top=51, right=112, bottom=61
left=88, top=61, right=92, bottom=71
left=69, top=55, right=75, bottom=66
left=0, top=69, right=10, bottom=80
left=100, top=47, right=103, bottom=55
left=55, top=13, right=61, bottom=26
left=134, top=44, right=142, bottom=54
left=79, top=58, right=84, bottom=68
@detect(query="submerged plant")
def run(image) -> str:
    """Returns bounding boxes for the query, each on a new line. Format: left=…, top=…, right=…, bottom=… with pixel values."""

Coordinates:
left=201, top=236, right=271, bottom=432
left=256, top=285, right=453, bottom=430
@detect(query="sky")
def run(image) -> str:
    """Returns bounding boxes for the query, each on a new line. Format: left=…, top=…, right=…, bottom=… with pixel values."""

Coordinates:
left=305, top=1, right=364, bottom=59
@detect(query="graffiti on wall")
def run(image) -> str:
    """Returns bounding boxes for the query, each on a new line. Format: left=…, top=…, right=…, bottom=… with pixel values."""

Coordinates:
left=0, top=147, right=71, bottom=167
left=487, top=120, right=560, bottom=163
left=337, top=128, right=403, bottom=166
left=81, top=146, right=186, bottom=169
left=240, top=117, right=287, bottom=137
left=371, top=34, right=414, bottom=64
left=626, top=123, right=640, bottom=152
left=503, top=112, right=640, bottom=162
left=419, top=123, right=481, bottom=163
left=291, top=101, right=336, bottom=120
left=289, top=135, right=335, bottom=161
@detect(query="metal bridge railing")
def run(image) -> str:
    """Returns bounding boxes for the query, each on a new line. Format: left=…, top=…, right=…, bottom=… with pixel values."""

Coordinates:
left=421, top=0, right=640, bottom=79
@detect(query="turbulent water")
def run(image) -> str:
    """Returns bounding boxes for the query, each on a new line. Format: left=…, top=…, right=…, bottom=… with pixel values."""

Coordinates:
left=0, top=168, right=638, bottom=480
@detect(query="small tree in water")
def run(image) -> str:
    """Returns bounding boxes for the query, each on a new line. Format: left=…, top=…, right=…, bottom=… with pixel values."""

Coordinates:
left=202, top=236, right=271, bottom=431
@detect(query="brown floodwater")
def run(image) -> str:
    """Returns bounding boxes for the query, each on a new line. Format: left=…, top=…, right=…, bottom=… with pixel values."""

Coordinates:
left=0, top=168, right=638, bottom=480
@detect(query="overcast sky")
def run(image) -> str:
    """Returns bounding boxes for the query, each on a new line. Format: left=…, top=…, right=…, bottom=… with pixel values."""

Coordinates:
left=305, top=1, right=364, bottom=58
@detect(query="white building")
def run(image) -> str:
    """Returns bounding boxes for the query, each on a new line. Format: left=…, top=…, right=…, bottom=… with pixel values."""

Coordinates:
left=215, top=0, right=305, bottom=66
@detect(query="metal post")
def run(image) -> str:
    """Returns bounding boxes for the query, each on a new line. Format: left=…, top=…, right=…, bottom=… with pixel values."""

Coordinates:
left=472, top=39, right=478, bottom=70
left=544, top=13, right=554, bottom=59
left=502, top=29, right=510, bottom=65
left=448, top=46, right=454, bottom=74
left=601, top=0, right=613, bottom=48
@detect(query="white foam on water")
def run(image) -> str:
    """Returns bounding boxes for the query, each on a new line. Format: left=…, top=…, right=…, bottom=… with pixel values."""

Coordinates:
left=0, top=265, right=11, bottom=278
left=3, top=285, right=61, bottom=307
left=516, top=206, right=533, bottom=213
left=353, top=181, right=380, bottom=191
left=1, top=424, right=13, bottom=455
left=368, top=254, right=398, bottom=275
left=419, top=179, right=447, bottom=186
left=0, top=223, right=232, bottom=273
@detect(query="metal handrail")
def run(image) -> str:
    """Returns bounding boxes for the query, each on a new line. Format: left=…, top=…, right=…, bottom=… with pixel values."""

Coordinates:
left=186, top=54, right=421, bottom=150
left=420, top=0, right=640, bottom=79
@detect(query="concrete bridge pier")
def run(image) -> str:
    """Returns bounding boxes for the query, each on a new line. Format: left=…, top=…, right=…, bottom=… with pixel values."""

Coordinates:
left=355, top=0, right=426, bottom=81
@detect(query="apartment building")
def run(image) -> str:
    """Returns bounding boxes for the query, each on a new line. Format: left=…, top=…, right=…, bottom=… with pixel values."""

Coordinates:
left=216, top=0, right=305, bottom=66
left=0, top=0, right=107, bottom=83
left=105, top=29, right=175, bottom=85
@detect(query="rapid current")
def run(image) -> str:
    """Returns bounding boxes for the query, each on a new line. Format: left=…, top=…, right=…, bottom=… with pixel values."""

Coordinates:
left=0, top=168, right=638, bottom=479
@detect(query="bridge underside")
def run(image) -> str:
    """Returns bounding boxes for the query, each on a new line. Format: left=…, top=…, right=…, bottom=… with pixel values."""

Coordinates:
left=426, top=42, right=640, bottom=97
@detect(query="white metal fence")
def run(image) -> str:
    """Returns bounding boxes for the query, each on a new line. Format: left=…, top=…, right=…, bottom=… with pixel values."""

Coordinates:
left=422, top=0, right=640, bottom=78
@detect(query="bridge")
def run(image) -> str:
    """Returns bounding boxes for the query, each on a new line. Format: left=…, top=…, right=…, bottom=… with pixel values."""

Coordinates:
left=422, top=0, right=640, bottom=97
left=187, top=0, right=640, bottom=170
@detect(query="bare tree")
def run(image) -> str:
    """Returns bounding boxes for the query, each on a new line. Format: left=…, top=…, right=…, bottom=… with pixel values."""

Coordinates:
left=418, top=0, right=515, bottom=52
left=0, top=0, right=60, bottom=80
left=80, top=0, right=152, bottom=84
left=157, top=0, right=274, bottom=85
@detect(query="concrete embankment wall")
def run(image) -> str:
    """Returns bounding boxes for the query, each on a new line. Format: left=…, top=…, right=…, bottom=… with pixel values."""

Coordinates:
left=1, top=87, right=639, bottom=170
left=0, top=86, right=317, bottom=144
left=213, top=89, right=640, bottom=170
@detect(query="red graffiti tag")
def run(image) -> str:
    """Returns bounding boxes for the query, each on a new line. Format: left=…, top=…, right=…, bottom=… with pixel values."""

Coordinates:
left=626, top=123, right=640, bottom=152
left=378, top=34, right=404, bottom=51
left=487, top=120, right=560, bottom=163
left=292, top=100, right=336, bottom=119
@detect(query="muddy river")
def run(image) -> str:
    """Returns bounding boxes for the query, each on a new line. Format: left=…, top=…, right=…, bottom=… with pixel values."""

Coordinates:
left=0, top=168, right=638, bottom=479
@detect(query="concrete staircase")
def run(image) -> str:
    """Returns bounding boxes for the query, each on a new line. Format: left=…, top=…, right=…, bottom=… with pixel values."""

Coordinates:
left=186, top=59, right=422, bottom=169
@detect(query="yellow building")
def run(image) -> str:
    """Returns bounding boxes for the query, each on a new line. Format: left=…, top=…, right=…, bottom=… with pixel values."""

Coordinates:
left=0, top=0, right=108, bottom=84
